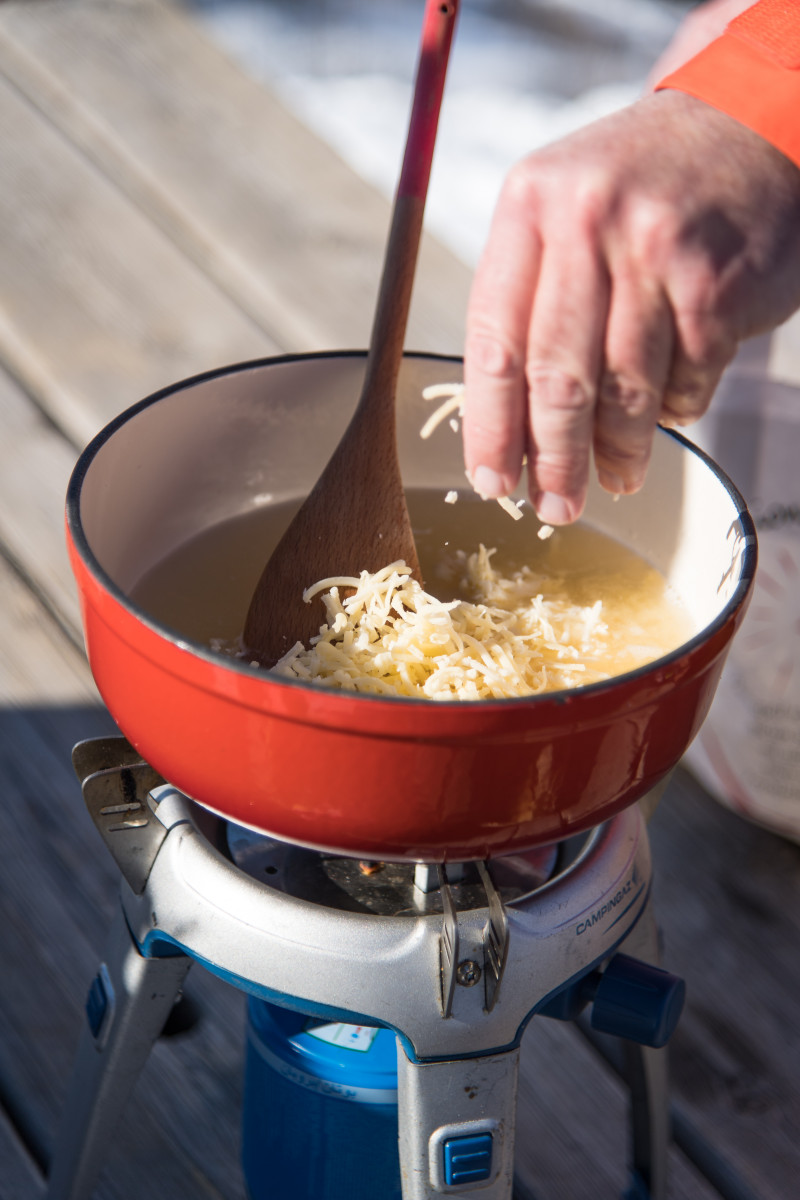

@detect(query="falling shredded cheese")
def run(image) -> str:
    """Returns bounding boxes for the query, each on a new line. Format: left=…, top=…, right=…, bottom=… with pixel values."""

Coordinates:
left=498, top=495, right=523, bottom=521
left=421, top=382, right=465, bottom=440
left=268, top=549, right=613, bottom=701
left=423, top=383, right=532, bottom=526
left=420, top=393, right=463, bottom=439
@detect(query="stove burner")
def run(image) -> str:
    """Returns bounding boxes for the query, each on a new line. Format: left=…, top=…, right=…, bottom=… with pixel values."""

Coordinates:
left=226, top=825, right=571, bottom=917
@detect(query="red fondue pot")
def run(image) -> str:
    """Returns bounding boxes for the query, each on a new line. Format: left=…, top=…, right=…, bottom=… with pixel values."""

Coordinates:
left=66, top=352, right=756, bottom=861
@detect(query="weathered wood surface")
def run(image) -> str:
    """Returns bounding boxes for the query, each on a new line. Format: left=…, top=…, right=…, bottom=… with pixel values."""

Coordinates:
left=0, top=0, right=469, bottom=445
left=0, top=1103, right=45, bottom=1200
left=0, top=2, right=797, bottom=1198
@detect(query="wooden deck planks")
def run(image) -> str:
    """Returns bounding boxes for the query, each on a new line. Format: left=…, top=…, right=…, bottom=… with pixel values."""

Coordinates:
left=0, top=1105, right=45, bottom=1200
left=0, top=0, right=470, bottom=379
left=0, top=65, right=273, bottom=447
left=514, top=1012, right=721, bottom=1200
left=0, top=367, right=85, bottom=643
left=648, top=772, right=800, bottom=1200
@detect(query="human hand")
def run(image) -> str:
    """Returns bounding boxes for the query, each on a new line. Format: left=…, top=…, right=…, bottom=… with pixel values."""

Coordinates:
left=462, top=89, right=800, bottom=524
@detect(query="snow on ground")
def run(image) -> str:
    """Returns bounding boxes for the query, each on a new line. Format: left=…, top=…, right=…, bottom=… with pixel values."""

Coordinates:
left=188, top=0, right=686, bottom=264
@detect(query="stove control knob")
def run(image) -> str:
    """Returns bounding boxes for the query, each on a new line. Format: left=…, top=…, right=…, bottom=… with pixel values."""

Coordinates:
left=84, top=963, right=116, bottom=1049
left=591, top=953, right=685, bottom=1048
left=442, top=1132, right=494, bottom=1187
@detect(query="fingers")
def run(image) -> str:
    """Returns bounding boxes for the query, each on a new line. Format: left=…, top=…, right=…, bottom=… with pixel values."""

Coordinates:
left=661, top=308, right=737, bottom=428
left=594, top=283, right=734, bottom=495
left=464, top=201, right=670, bottom=524
left=661, top=355, right=728, bottom=429
left=464, top=163, right=614, bottom=525
left=594, top=273, right=674, bottom=495
left=465, top=233, right=730, bottom=524
left=463, top=167, right=542, bottom=500
left=657, top=215, right=743, bottom=425
left=525, top=238, right=611, bottom=524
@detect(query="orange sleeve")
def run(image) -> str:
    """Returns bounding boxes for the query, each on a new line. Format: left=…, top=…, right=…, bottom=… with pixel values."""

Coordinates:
left=654, top=0, right=800, bottom=168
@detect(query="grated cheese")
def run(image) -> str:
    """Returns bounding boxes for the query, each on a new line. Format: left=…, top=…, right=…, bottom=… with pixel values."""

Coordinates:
left=498, top=495, right=523, bottom=521
left=423, top=383, right=532, bottom=528
left=269, top=549, right=615, bottom=701
left=421, top=382, right=465, bottom=439
left=420, top=393, right=463, bottom=439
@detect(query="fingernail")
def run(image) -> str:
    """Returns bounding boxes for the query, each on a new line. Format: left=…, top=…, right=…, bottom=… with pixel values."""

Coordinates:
left=597, top=469, right=625, bottom=495
left=471, top=465, right=507, bottom=499
left=535, top=492, right=572, bottom=525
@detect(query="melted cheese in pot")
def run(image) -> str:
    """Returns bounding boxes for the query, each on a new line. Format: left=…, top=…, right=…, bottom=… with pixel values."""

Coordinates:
left=268, top=544, right=669, bottom=700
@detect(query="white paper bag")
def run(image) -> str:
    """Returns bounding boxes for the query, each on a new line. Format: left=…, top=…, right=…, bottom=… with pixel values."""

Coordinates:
left=683, top=338, right=800, bottom=843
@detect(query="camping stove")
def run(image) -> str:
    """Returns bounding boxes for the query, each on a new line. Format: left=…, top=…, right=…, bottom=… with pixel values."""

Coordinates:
left=47, top=736, right=684, bottom=1200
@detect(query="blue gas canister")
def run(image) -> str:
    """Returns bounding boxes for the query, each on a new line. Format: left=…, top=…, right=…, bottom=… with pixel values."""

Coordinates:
left=242, top=999, right=402, bottom=1199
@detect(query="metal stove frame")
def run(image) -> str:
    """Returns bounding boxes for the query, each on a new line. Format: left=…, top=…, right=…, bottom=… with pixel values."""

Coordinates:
left=46, top=737, right=683, bottom=1200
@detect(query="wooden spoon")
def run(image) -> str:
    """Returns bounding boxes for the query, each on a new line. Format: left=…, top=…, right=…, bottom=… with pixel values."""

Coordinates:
left=244, top=0, right=459, bottom=666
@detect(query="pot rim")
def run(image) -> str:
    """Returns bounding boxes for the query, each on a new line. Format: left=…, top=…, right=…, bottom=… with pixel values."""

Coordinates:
left=65, top=350, right=758, bottom=713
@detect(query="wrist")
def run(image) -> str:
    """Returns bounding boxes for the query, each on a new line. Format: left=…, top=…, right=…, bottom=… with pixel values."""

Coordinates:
left=655, top=0, right=800, bottom=169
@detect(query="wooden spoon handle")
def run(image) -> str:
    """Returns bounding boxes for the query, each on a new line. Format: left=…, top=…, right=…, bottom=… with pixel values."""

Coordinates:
left=243, top=3, right=459, bottom=665
left=398, top=1, right=459, bottom=205
left=359, top=0, right=459, bottom=411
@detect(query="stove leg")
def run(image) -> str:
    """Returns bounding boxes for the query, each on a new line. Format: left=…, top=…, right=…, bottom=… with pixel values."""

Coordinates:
left=621, top=1042, right=668, bottom=1200
left=46, top=903, right=191, bottom=1200
left=618, top=903, right=671, bottom=1200
left=396, top=1042, right=519, bottom=1199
